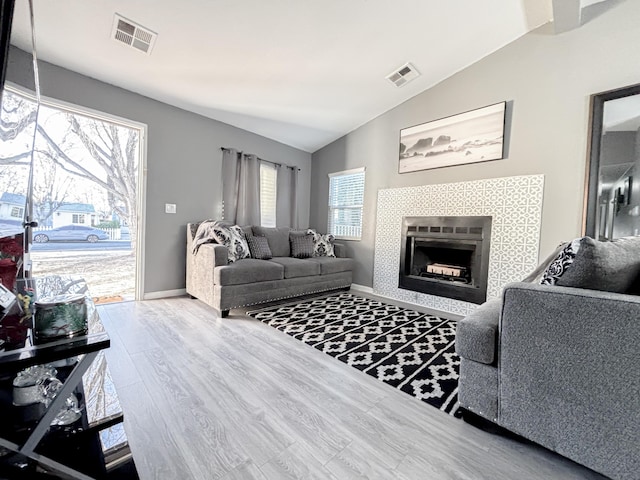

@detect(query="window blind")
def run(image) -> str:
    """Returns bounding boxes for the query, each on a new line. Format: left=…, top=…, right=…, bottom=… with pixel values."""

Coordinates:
left=260, top=162, right=277, bottom=228
left=328, top=168, right=365, bottom=240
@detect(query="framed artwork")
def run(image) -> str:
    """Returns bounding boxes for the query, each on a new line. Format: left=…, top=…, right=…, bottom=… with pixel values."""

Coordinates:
left=399, top=101, right=506, bottom=173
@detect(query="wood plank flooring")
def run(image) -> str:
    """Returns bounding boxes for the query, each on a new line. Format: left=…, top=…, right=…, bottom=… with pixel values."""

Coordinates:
left=97, top=295, right=607, bottom=480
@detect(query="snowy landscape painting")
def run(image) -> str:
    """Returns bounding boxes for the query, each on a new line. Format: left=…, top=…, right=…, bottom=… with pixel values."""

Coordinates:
left=399, top=102, right=506, bottom=173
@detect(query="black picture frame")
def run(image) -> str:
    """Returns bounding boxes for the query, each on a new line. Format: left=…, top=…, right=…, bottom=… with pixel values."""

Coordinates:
left=584, top=82, right=640, bottom=238
left=398, top=101, right=506, bottom=173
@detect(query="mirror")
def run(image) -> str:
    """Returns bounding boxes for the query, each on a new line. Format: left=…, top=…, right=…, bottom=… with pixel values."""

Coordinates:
left=585, top=83, right=640, bottom=240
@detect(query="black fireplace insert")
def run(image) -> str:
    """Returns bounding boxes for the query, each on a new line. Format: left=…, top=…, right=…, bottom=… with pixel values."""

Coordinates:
left=399, top=216, right=492, bottom=304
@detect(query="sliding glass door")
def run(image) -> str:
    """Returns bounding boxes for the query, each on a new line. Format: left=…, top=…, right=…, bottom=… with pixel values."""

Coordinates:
left=0, top=85, right=144, bottom=302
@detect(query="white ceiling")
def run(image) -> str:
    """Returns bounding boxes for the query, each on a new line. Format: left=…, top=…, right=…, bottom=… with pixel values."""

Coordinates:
left=10, top=1, right=554, bottom=153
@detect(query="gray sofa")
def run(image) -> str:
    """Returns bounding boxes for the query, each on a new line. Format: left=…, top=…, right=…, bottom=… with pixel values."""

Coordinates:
left=186, top=222, right=354, bottom=317
left=456, top=236, right=640, bottom=480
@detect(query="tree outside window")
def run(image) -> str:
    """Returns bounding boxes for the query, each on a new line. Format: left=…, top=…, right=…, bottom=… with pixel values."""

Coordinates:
left=0, top=88, right=140, bottom=251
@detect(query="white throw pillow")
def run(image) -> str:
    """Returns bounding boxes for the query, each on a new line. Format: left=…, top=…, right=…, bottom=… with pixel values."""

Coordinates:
left=211, top=223, right=251, bottom=263
left=307, top=229, right=336, bottom=257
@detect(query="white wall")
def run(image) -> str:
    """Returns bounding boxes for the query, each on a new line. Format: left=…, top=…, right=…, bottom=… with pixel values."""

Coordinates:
left=6, top=47, right=312, bottom=295
left=310, top=0, right=640, bottom=288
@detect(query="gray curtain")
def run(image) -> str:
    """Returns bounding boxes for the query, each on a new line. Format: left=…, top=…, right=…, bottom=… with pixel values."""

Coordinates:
left=221, top=149, right=261, bottom=225
left=276, top=165, right=299, bottom=228
left=221, top=148, right=239, bottom=222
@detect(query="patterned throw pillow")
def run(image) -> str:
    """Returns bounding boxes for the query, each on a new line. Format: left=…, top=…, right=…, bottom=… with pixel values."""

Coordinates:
left=211, top=223, right=251, bottom=263
left=246, top=235, right=272, bottom=260
left=307, top=229, right=336, bottom=257
left=290, top=232, right=315, bottom=259
left=539, top=238, right=582, bottom=285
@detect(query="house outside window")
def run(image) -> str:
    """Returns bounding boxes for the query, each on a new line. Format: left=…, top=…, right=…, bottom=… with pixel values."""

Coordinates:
left=328, top=167, right=365, bottom=240
left=10, top=206, right=24, bottom=218
left=72, top=214, right=86, bottom=224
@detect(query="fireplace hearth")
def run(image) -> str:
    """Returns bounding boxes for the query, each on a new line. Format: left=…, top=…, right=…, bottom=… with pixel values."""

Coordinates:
left=399, top=216, right=492, bottom=304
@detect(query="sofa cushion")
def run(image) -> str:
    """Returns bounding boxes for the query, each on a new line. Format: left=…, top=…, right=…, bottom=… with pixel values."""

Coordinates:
left=545, top=236, right=640, bottom=293
left=333, top=243, right=347, bottom=258
left=290, top=231, right=315, bottom=258
left=214, top=259, right=284, bottom=286
left=246, top=235, right=272, bottom=260
left=252, top=226, right=291, bottom=257
left=307, top=257, right=355, bottom=275
left=269, top=257, right=321, bottom=278
left=455, top=298, right=501, bottom=365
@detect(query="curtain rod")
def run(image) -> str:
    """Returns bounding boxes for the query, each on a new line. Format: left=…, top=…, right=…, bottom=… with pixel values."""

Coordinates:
left=220, top=147, right=301, bottom=171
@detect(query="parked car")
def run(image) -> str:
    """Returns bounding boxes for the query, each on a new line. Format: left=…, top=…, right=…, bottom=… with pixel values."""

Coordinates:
left=33, top=225, right=109, bottom=243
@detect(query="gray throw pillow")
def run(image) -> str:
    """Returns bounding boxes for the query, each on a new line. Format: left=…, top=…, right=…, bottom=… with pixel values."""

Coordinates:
left=543, top=236, right=640, bottom=293
left=290, top=232, right=315, bottom=259
left=246, top=235, right=272, bottom=260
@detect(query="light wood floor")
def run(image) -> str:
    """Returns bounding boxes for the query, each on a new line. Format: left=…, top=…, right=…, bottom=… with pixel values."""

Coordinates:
left=97, top=295, right=606, bottom=480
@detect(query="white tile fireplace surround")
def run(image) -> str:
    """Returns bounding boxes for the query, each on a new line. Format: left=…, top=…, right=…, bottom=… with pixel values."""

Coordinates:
left=373, top=174, right=544, bottom=316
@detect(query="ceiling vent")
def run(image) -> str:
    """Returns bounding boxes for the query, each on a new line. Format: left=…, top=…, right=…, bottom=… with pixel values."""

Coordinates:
left=111, top=14, right=157, bottom=54
left=386, top=62, right=420, bottom=87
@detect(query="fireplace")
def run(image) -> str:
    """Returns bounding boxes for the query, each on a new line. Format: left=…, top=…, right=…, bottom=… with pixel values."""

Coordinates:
left=399, top=216, right=492, bottom=304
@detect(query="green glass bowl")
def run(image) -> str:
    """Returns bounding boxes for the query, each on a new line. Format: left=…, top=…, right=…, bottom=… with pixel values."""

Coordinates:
left=34, top=294, right=88, bottom=341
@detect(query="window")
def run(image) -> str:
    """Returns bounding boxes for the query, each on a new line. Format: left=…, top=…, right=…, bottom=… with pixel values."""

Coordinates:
left=72, top=214, right=85, bottom=224
left=10, top=206, right=24, bottom=218
left=328, top=167, right=365, bottom=240
left=260, top=162, right=277, bottom=228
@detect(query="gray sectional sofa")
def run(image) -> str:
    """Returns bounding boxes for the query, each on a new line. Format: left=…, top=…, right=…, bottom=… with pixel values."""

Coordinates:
left=456, top=236, right=640, bottom=480
left=186, top=222, right=354, bottom=316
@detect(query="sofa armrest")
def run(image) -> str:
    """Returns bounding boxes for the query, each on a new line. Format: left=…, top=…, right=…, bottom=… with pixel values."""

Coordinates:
left=498, top=282, right=640, bottom=477
left=455, top=298, right=501, bottom=364
left=186, top=223, right=229, bottom=304
left=333, top=242, right=347, bottom=258
left=195, top=243, right=229, bottom=267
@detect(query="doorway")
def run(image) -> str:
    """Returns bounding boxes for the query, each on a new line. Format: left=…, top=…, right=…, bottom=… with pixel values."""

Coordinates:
left=0, top=85, right=146, bottom=302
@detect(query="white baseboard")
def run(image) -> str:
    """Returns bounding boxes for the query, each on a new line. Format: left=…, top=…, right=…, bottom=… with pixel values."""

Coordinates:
left=143, top=288, right=187, bottom=300
left=350, top=283, right=374, bottom=294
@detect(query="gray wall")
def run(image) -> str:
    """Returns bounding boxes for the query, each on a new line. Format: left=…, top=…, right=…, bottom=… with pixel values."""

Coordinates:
left=310, top=0, right=640, bottom=288
left=6, top=46, right=311, bottom=295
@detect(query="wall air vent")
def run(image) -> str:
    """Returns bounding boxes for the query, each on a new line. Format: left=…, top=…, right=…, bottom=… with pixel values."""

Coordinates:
left=111, top=14, right=157, bottom=55
left=386, top=62, right=420, bottom=88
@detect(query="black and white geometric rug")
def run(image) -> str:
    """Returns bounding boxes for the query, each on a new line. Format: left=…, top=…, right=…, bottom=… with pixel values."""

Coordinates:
left=248, top=292, right=462, bottom=418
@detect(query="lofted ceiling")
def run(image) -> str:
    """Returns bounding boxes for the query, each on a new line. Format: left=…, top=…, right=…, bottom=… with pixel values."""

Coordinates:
left=8, top=1, right=559, bottom=153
